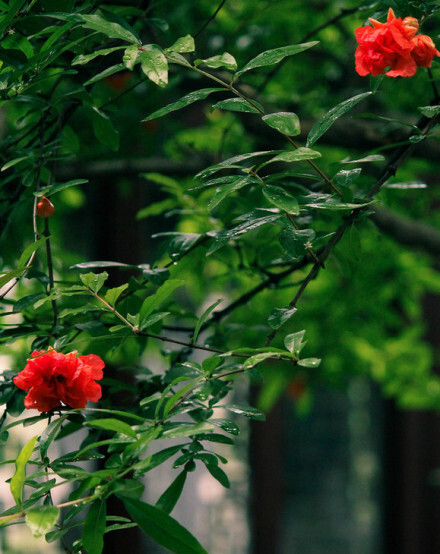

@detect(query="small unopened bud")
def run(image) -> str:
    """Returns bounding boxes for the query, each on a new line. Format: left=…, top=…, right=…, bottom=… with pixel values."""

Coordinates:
left=36, top=196, right=55, bottom=218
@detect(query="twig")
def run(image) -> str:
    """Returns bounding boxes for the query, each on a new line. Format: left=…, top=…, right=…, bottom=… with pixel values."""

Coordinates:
left=194, top=0, right=228, bottom=39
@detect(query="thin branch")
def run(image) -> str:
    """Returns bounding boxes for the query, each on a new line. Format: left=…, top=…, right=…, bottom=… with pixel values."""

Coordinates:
left=264, top=110, right=440, bottom=346
left=194, top=0, right=228, bottom=39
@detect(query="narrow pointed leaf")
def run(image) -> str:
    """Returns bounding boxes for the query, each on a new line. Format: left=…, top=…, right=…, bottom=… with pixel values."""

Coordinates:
left=235, top=42, right=318, bottom=78
left=121, top=497, right=208, bottom=554
left=143, top=88, right=223, bottom=121
left=83, top=500, right=106, bottom=554
left=307, top=92, right=372, bottom=147
left=10, top=435, right=37, bottom=504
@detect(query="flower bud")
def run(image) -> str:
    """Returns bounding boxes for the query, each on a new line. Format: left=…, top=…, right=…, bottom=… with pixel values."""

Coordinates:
left=36, top=196, right=55, bottom=218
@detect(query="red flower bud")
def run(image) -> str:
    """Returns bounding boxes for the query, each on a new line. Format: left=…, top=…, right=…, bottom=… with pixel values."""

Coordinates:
left=36, top=196, right=55, bottom=218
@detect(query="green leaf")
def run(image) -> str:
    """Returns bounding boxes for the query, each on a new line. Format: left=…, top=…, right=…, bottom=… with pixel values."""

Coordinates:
left=235, top=41, right=318, bottom=78
left=39, top=414, right=69, bottom=459
left=418, top=105, right=440, bottom=118
left=306, top=92, right=372, bottom=147
left=121, top=497, right=207, bottom=554
left=18, top=237, right=47, bottom=268
left=83, top=500, right=106, bottom=554
left=1, top=156, right=32, bottom=172
left=156, top=469, right=188, bottom=514
left=123, top=427, right=161, bottom=461
left=284, top=330, right=306, bottom=356
left=210, top=419, right=240, bottom=435
left=340, top=155, right=385, bottom=164
left=139, top=45, right=168, bottom=87
left=133, top=444, right=183, bottom=475
left=123, top=44, right=140, bottom=70
left=279, top=228, right=315, bottom=258
left=207, top=176, right=254, bottom=211
left=223, top=404, right=265, bottom=421
left=86, top=418, right=137, bottom=439
left=37, top=179, right=89, bottom=198
left=161, top=422, right=214, bottom=439
left=143, top=88, right=223, bottom=121
left=192, top=299, right=222, bottom=343
left=80, top=13, right=140, bottom=44
left=196, top=151, right=279, bottom=179
left=105, top=284, right=128, bottom=307
left=92, top=108, right=119, bottom=151
left=261, top=147, right=321, bottom=168
left=72, top=46, right=126, bottom=66
left=195, top=433, right=235, bottom=445
left=84, top=63, right=126, bottom=86
left=263, top=184, right=299, bottom=215
left=298, top=358, right=321, bottom=368
left=211, top=98, right=262, bottom=114
left=166, top=35, right=195, bottom=53
left=262, top=112, right=300, bottom=136
left=163, top=380, right=201, bottom=418
left=0, top=268, right=26, bottom=288
left=80, top=272, right=109, bottom=294
left=10, top=435, right=37, bottom=505
left=243, top=352, right=282, bottom=369
left=268, top=306, right=297, bottom=329
left=2, top=33, right=34, bottom=58
left=205, top=465, right=230, bottom=488
left=25, top=506, right=59, bottom=538
left=206, top=212, right=281, bottom=255
left=139, top=279, right=184, bottom=328
left=197, top=53, right=237, bottom=71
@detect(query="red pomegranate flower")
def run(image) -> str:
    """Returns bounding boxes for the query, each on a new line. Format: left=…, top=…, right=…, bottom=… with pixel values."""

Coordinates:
left=355, top=8, right=439, bottom=77
left=14, top=348, right=104, bottom=412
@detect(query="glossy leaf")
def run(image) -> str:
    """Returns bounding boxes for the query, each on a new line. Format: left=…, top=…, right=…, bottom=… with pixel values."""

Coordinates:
left=123, top=44, right=139, bottom=70
left=261, top=147, right=321, bottom=168
left=263, top=184, right=299, bottom=214
left=284, top=330, right=306, bottom=356
left=166, top=35, right=195, bottom=53
left=161, top=422, right=213, bottom=439
left=297, top=358, right=321, bottom=368
left=197, top=52, right=237, bottom=71
left=418, top=105, right=440, bottom=118
left=262, top=112, right=300, bottom=136
left=223, top=404, right=265, bottom=421
left=207, top=176, right=254, bottom=211
left=306, top=92, right=372, bottom=147
left=139, top=45, right=168, bottom=86
left=143, top=88, right=223, bottom=121
left=86, top=418, right=137, bottom=438
left=235, top=41, right=318, bottom=78
left=211, top=98, right=261, bottom=114
left=80, top=13, right=140, bottom=44
left=121, top=497, right=208, bottom=554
